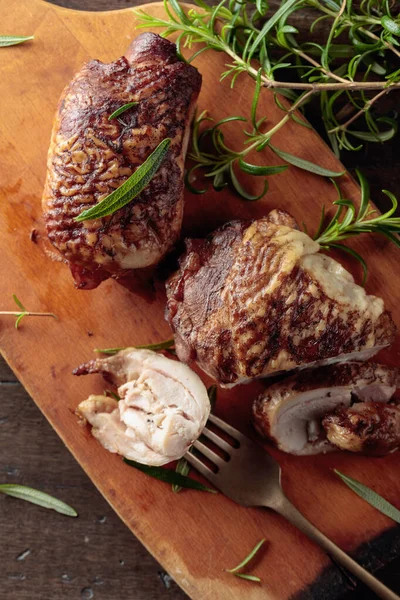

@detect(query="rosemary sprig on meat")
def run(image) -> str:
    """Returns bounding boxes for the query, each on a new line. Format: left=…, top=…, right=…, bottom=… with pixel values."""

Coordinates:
left=75, top=138, right=171, bottom=222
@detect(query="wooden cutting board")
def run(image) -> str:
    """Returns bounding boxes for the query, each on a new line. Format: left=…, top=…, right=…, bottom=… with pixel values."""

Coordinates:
left=1, top=1, right=399, bottom=598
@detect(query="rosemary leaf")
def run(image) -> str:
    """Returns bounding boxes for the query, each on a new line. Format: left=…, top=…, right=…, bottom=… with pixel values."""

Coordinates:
left=238, top=160, right=288, bottom=177
left=108, top=102, right=138, bottom=120
left=235, top=574, right=261, bottom=582
left=226, top=539, right=266, bottom=573
left=0, top=35, right=34, bottom=47
left=172, top=457, right=191, bottom=493
left=0, top=295, right=57, bottom=329
left=94, top=347, right=126, bottom=355
left=95, top=339, right=174, bottom=355
left=229, top=163, right=268, bottom=201
left=0, top=484, right=77, bottom=517
left=75, top=138, right=171, bottom=222
left=104, top=389, right=121, bottom=401
left=381, top=16, right=400, bottom=37
left=124, top=459, right=217, bottom=493
left=207, top=384, right=218, bottom=410
left=13, top=294, right=25, bottom=311
left=269, top=145, right=345, bottom=177
left=334, top=470, right=400, bottom=524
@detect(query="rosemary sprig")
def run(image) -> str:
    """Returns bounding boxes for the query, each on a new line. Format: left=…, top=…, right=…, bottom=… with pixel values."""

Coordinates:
left=75, top=138, right=171, bottom=222
left=0, top=35, right=34, bottom=47
left=0, top=295, right=57, bottom=329
left=225, top=538, right=265, bottom=582
left=315, top=170, right=400, bottom=282
left=187, top=99, right=343, bottom=200
left=136, top=0, right=400, bottom=155
left=334, top=470, right=400, bottom=524
left=0, top=484, right=77, bottom=517
left=124, top=459, right=216, bottom=493
left=108, top=102, right=138, bottom=120
left=95, top=338, right=175, bottom=355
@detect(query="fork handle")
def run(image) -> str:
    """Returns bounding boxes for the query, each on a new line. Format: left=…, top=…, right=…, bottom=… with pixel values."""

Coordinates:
left=272, top=494, right=399, bottom=600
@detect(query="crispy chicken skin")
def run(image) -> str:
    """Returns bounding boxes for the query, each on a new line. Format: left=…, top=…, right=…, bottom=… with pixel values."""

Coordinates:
left=42, top=33, right=201, bottom=289
left=165, top=210, right=396, bottom=386
left=252, top=362, right=400, bottom=456
left=322, top=402, right=400, bottom=456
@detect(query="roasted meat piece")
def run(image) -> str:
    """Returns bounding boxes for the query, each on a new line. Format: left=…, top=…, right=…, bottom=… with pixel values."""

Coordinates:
left=75, top=348, right=210, bottom=465
left=166, top=210, right=396, bottom=386
left=42, top=33, right=201, bottom=289
left=322, top=402, right=400, bottom=456
left=252, top=362, right=400, bottom=456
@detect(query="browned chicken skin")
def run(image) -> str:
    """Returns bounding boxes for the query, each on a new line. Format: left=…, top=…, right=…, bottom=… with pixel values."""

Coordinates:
left=42, top=33, right=201, bottom=289
left=166, top=210, right=396, bottom=386
left=322, top=402, right=400, bottom=456
left=252, top=361, right=400, bottom=456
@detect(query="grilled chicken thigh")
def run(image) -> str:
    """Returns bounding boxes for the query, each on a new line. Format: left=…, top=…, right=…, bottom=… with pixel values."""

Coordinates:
left=75, top=348, right=210, bottom=465
left=252, top=362, right=400, bottom=456
left=166, top=210, right=396, bottom=386
left=43, top=33, right=201, bottom=289
left=322, top=402, right=400, bottom=456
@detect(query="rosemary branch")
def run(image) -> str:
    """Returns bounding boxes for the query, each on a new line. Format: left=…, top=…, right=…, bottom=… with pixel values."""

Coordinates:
left=136, top=0, right=400, bottom=154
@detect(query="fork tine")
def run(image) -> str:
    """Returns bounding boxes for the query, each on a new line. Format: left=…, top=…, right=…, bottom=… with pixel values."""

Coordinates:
left=202, top=426, right=233, bottom=454
left=185, top=452, right=218, bottom=485
left=208, top=413, right=244, bottom=441
left=193, top=440, right=225, bottom=468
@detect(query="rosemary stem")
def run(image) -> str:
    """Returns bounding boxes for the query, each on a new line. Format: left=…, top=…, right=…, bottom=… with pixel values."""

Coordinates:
left=292, top=49, right=349, bottom=84
left=358, top=27, right=400, bottom=59
left=242, top=90, right=314, bottom=157
left=222, top=43, right=400, bottom=91
left=328, top=87, right=391, bottom=133
left=0, top=311, right=57, bottom=318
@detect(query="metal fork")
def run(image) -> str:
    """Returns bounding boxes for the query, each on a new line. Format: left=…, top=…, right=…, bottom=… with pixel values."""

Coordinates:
left=186, top=413, right=399, bottom=600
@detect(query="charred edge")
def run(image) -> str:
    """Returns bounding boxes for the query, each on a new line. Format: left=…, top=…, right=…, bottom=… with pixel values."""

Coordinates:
left=291, top=524, right=400, bottom=600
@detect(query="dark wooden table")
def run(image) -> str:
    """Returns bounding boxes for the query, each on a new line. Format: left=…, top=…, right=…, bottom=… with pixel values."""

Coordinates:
left=1, top=1, right=399, bottom=599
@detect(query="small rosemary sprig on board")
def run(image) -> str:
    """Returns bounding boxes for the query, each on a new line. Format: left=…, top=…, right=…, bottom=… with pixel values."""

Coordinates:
left=225, top=538, right=266, bottom=582
left=0, top=484, right=77, bottom=517
left=136, top=0, right=400, bottom=155
left=314, top=170, right=400, bottom=283
left=334, top=470, right=400, bottom=524
left=124, top=459, right=216, bottom=493
left=186, top=89, right=343, bottom=200
left=0, top=295, right=57, bottom=329
left=0, top=35, right=34, bottom=47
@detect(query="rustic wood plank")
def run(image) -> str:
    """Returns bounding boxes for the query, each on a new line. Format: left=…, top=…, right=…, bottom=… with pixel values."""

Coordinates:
left=0, top=366, right=187, bottom=600
left=0, top=1, right=399, bottom=599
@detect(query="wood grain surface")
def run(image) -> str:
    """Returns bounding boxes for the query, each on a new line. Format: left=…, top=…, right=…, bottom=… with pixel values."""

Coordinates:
left=0, top=1, right=399, bottom=599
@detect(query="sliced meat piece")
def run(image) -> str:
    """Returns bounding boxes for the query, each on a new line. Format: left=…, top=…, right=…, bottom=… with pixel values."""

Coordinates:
left=252, top=362, right=399, bottom=455
left=322, top=402, right=400, bottom=456
left=75, top=348, right=210, bottom=465
left=166, top=209, right=396, bottom=386
left=43, top=33, right=201, bottom=289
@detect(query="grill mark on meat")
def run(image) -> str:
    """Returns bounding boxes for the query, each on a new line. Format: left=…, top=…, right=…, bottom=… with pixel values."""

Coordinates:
left=166, top=211, right=396, bottom=385
left=42, top=33, right=201, bottom=289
